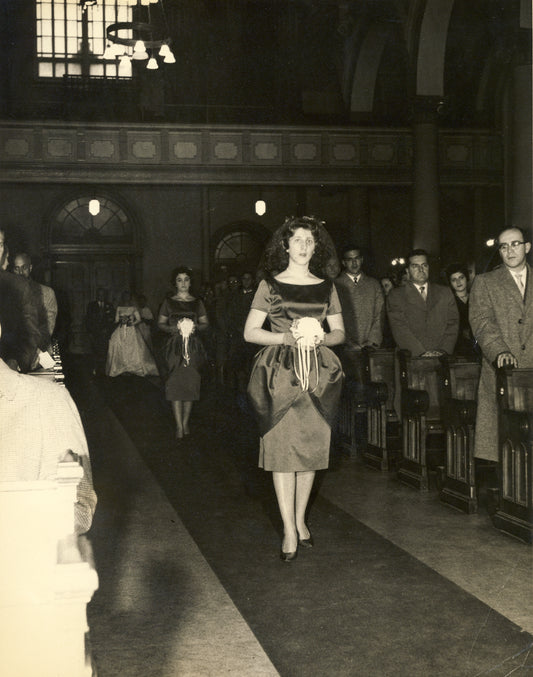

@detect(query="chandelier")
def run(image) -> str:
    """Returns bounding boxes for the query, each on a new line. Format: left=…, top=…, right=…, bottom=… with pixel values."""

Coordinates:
left=102, top=0, right=176, bottom=75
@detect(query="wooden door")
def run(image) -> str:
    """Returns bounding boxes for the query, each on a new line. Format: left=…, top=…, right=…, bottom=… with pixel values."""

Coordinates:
left=52, top=255, right=133, bottom=354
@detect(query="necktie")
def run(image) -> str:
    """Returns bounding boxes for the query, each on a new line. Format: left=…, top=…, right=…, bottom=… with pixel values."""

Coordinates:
left=514, top=273, right=525, bottom=298
left=353, top=276, right=358, bottom=285
left=419, top=285, right=426, bottom=300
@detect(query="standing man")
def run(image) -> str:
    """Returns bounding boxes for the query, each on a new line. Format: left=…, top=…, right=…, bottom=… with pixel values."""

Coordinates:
left=335, top=244, right=384, bottom=353
left=13, top=252, right=57, bottom=344
left=85, top=288, right=115, bottom=376
left=469, top=227, right=533, bottom=462
left=386, top=248, right=459, bottom=356
left=0, top=231, right=40, bottom=372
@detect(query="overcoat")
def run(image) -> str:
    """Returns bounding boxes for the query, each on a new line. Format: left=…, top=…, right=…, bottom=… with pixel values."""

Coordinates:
left=469, top=264, right=533, bottom=461
left=386, top=281, right=459, bottom=355
left=335, top=271, right=384, bottom=348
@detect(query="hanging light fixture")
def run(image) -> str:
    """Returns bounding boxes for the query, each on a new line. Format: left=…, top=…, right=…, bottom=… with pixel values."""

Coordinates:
left=103, top=0, right=176, bottom=72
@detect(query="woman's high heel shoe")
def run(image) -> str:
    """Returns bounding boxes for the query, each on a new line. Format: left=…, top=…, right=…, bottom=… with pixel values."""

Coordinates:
left=280, top=549, right=298, bottom=562
left=298, top=529, right=315, bottom=548
left=298, top=529, right=313, bottom=548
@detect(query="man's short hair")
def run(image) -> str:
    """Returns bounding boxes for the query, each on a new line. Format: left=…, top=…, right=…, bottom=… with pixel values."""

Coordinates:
left=341, top=244, right=362, bottom=258
left=14, top=252, right=31, bottom=266
left=406, top=248, right=429, bottom=265
left=497, top=226, right=529, bottom=244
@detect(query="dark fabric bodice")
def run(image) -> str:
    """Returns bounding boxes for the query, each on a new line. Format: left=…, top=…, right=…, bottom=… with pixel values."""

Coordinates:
left=259, top=279, right=333, bottom=333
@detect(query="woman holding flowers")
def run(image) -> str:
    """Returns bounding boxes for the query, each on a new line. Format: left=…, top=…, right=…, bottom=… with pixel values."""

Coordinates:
left=244, top=216, right=345, bottom=561
left=158, top=266, right=208, bottom=440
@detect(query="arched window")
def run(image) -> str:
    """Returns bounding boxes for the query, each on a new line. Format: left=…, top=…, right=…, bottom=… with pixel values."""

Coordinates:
left=50, top=195, right=133, bottom=246
left=213, top=228, right=266, bottom=276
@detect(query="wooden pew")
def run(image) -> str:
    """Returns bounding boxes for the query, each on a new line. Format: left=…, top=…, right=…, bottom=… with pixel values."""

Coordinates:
left=336, top=349, right=368, bottom=455
left=492, top=367, right=533, bottom=543
left=438, top=357, right=481, bottom=513
left=0, top=459, right=98, bottom=677
left=29, top=339, right=65, bottom=386
left=363, top=349, right=401, bottom=471
left=397, top=350, right=447, bottom=491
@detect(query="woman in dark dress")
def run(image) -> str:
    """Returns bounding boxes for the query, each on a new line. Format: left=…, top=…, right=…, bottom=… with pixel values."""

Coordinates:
left=244, top=216, right=345, bottom=562
left=158, top=266, right=208, bottom=439
left=445, top=263, right=478, bottom=358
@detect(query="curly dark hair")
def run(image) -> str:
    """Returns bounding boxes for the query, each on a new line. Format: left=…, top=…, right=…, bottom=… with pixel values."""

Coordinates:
left=445, top=263, right=469, bottom=284
left=170, top=265, right=193, bottom=287
left=260, top=215, right=337, bottom=277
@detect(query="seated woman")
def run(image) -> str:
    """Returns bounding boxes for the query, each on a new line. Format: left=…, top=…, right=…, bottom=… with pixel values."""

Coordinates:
left=445, top=263, right=478, bottom=358
left=106, top=290, right=159, bottom=377
left=158, top=266, right=208, bottom=440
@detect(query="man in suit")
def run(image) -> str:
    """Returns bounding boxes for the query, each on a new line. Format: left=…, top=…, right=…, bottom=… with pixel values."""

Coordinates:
left=469, top=227, right=533, bottom=461
left=0, top=229, right=40, bottom=372
left=85, top=287, right=115, bottom=376
left=386, top=248, right=459, bottom=357
left=335, top=244, right=384, bottom=352
left=13, top=252, right=58, bottom=339
left=12, top=252, right=54, bottom=353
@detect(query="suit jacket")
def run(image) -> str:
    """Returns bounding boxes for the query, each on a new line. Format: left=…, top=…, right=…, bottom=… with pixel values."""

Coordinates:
left=335, top=272, right=384, bottom=348
left=85, top=300, right=115, bottom=337
left=386, top=281, right=459, bottom=356
left=469, top=264, right=533, bottom=461
left=0, top=270, right=40, bottom=372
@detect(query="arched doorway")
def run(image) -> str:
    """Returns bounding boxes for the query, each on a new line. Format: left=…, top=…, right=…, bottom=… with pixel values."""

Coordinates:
left=211, top=221, right=269, bottom=283
left=46, top=193, right=141, bottom=353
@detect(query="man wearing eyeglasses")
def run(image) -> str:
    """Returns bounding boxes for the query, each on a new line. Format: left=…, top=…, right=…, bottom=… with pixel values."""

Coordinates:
left=386, top=248, right=459, bottom=357
left=469, top=226, right=533, bottom=462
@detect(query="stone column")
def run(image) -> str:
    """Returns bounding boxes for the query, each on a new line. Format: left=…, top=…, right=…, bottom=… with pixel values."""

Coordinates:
left=507, top=63, right=532, bottom=241
left=412, top=98, right=441, bottom=257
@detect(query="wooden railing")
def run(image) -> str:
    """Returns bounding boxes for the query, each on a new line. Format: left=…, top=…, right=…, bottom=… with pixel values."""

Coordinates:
left=0, top=459, right=99, bottom=676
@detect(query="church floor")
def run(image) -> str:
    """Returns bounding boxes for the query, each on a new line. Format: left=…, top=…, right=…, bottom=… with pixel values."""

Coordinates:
left=65, top=360, right=533, bottom=677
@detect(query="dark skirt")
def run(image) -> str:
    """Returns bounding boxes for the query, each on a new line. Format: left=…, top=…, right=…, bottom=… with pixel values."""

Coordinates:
left=247, top=344, right=343, bottom=472
left=164, top=333, right=206, bottom=401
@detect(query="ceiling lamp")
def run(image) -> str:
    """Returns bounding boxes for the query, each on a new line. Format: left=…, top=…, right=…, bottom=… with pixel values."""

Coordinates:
left=104, top=0, right=175, bottom=72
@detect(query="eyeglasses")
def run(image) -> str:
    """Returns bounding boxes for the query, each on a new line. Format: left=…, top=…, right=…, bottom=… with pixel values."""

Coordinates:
left=499, top=241, right=525, bottom=252
left=344, top=256, right=362, bottom=261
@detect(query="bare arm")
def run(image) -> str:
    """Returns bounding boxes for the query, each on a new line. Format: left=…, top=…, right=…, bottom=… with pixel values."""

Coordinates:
left=157, top=313, right=177, bottom=334
left=322, top=313, right=345, bottom=347
left=244, top=309, right=286, bottom=345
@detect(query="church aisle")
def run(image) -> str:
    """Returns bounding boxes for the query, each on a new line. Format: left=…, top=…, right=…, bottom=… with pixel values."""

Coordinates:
left=81, top=367, right=532, bottom=677
left=67, top=361, right=279, bottom=677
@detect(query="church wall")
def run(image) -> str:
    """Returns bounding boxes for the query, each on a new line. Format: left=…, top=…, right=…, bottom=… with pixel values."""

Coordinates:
left=0, top=181, right=502, bottom=313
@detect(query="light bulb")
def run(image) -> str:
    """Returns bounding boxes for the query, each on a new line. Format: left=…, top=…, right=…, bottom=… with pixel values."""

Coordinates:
left=163, top=51, right=176, bottom=64
left=119, top=55, right=132, bottom=77
left=146, top=57, right=159, bottom=70
left=88, top=199, right=100, bottom=216
left=255, top=200, right=266, bottom=216
left=159, top=44, right=170, bottom=57
left=131, top=40, right=148, bottom=60
left=486, top=238, right=496, bottom=247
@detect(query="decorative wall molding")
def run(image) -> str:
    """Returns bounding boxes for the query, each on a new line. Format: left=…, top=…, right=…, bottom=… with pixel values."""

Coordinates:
left=0, top=122, right=502, bottom=186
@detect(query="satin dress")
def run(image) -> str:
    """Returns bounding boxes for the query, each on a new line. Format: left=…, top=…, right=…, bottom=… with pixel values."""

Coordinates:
left=160, top=297, right=207, bottom=401
left=106, top=306, right=159, bottom=378
left=247, top=278, right=344, bottom=472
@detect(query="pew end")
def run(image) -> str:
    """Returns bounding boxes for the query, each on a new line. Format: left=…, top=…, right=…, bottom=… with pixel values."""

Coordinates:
left=397, top=351, right=447, bottom=491
left=492, top=367, right=533, bottom=544
left=363, top=349, right=401, bottom=471
left=438, top=357, right=481, bottom=514
left=0, top=459, right=99, bottom=676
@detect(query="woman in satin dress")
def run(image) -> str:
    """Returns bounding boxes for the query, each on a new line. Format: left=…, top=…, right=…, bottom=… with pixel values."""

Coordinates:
left=158, top=267, right=208, bottom=439
left=244, top=216, right=345, bottom=562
